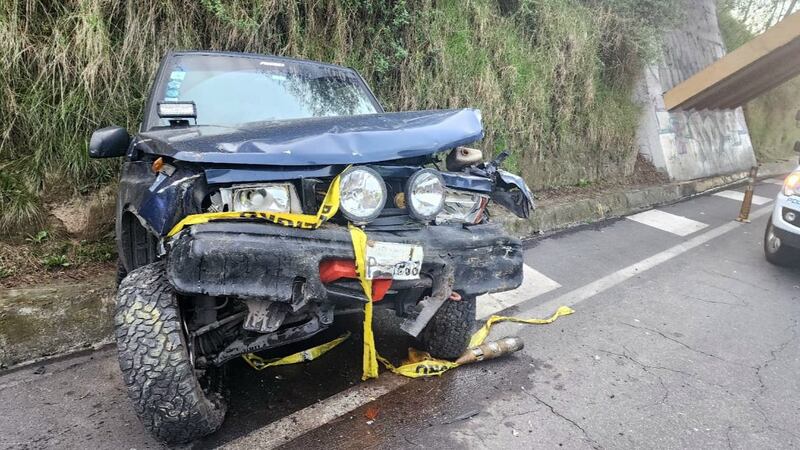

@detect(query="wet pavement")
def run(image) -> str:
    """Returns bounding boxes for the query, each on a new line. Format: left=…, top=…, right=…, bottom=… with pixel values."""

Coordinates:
left=1, top=181, right=799, bottom=449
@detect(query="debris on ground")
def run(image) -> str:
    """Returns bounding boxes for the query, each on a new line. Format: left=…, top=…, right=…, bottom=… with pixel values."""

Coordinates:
left=364, top=406, right=379, bottom=423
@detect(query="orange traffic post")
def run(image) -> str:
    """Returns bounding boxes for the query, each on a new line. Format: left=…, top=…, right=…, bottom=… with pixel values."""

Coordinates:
left=736, top=166, right=759, bottom=223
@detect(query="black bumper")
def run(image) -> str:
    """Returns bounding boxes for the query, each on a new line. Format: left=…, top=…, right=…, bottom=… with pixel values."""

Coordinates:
left=165, top=221, right=523, bottom=304
left=773, top=224, right=800, bottom=249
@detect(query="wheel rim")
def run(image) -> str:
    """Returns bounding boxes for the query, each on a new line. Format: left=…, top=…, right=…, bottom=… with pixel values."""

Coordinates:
left=767, top=224, right=782, bottom=253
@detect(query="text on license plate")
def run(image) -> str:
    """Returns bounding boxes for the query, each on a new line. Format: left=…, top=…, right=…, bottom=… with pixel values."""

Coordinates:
left=364, top=241, right=424, bottom=280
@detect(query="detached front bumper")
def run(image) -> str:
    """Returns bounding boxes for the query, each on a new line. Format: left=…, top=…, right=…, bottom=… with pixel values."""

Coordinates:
left=165, top=220, right=523, bottom=306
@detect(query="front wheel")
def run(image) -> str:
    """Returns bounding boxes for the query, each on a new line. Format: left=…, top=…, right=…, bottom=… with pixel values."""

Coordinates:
left=420, top=294, right=476, bottom=360
left=114, top=261, right=227, bottom=444
left=764, top=218, right=799, bottom=266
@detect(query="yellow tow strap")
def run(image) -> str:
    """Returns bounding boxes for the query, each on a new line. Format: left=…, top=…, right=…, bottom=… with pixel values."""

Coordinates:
left=243, top=332, right=351, bottom=370
left=168, top=167, right=574, bottom=378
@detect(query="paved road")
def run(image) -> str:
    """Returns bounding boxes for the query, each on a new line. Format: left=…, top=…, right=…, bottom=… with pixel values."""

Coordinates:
left=1, top=180, right=798, bottom=449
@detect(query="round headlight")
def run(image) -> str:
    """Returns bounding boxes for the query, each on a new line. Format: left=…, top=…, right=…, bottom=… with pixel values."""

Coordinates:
left=338, top=166, right=387, bottom=224
left=406, top=169, right=445, bottom=221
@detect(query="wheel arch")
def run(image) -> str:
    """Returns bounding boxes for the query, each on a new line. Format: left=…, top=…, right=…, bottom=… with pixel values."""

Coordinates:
left=117, top=207, right=159, bottom=272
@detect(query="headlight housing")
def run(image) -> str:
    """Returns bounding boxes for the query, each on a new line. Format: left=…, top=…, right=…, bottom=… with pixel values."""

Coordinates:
left=339, top=166, right=387, bottom=224
left=436, top=189, right=489, bottom=225
left=783, top=172, right=800, bottom=196
left=217, top=183, right=301, bottom=213
left=406, top=169, right=445, bottom=221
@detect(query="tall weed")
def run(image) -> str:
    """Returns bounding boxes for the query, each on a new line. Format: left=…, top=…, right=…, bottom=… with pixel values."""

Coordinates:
left=0, top=0, right=682, bottom=233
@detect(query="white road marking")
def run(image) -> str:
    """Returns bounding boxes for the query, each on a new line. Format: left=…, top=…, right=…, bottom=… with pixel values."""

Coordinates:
left=627, top=209, right=708, bottom=236
left=713, top=190, right=772, bottom=205
left=225, top=375, right=409, bottom=449
left=226, top=206, right=772, bottom=446
left=520, top=206, right=772, bottom=319
left=763, top=178, right=785, bottom=186
left=476, top=265, right=561, bottom=319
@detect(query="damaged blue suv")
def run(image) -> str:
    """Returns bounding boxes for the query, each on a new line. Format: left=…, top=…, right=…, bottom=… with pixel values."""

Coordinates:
left=89, top=51, right=532, bottom=443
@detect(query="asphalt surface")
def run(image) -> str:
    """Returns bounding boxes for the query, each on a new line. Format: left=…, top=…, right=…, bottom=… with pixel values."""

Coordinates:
left=1, top=180, right=799, bottom=449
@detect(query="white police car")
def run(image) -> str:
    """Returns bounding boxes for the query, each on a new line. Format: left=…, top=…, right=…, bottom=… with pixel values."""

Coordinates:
left=764, top=169, right=800, bottom=265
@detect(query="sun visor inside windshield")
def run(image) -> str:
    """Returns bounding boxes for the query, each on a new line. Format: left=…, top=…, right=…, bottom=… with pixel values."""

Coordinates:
left=139, top=109, right=484, bottom=166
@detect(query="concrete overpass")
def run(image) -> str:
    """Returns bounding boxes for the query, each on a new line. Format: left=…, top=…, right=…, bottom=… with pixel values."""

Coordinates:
left=664, top=11, right=800, bottom=111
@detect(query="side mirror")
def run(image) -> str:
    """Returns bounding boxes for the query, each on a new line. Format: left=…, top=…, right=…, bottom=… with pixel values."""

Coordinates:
left=794, top=140, right=800, bottom=154
left=89, top=126, right=130, bottom=158
left=795, top=110, right=800, bottom=128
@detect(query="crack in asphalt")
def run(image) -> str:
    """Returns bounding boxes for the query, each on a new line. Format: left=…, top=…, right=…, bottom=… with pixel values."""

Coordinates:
left=523, top=390, right=602, bottom=449
left=617, top=318, right=800, bottom=445
left=595, top=346, right=679, bottom=406
left=402, top=435, right=424, bottom=448
left=684, top=292, right=746, bottom=308
left=692, top=280, right=750, bottom=307
left=450, top=429, right=491, bottom=449
left=754, top=319, right=799, bottom=396
left=700, top=268, right=771, bottom=293
left=619, top=344, right=694, bottom=377
left=749, top=319, right=800, bottom=441
left=725, top=425, right=735, bottom=450
left=620, top=322, right=754, bottom=369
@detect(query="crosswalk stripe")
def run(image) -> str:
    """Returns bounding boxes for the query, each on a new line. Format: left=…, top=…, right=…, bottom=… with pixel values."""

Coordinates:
left=476, top=264, right=561, bottom=319
left=713, top=190, right=772, bottom=205
left=763, top=178, right=785, bottom=186
left=626, top=209, right=708, bottom=236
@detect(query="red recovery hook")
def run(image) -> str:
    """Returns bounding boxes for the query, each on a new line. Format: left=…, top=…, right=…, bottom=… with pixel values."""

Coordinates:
left=319, top=259, right=392, bottom=301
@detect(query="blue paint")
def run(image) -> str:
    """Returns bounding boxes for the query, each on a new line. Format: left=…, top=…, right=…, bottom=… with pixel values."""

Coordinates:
left=138, top=109, right=484, bottom=166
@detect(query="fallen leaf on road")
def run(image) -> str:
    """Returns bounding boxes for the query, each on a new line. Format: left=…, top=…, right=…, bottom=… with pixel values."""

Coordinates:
left=364, top=406, right=379, bottom=421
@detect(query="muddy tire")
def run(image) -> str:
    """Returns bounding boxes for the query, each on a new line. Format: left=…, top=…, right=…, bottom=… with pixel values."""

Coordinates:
left=420, top=294, right=476, bottom=359
left=764, top=218, right=799, bottom=266
left=114, top=261, right=226, bottom=444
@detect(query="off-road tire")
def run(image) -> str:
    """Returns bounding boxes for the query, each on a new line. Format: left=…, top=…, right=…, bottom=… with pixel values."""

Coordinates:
left=764, top=218, right=800, bottom=266
left=420, top=294, right=476, bottom=359
left=115, top=261, right=226, bottom=444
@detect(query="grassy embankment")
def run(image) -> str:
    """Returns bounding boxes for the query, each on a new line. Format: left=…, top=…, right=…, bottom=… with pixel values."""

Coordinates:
left=0, top=0, right=680, bottom=233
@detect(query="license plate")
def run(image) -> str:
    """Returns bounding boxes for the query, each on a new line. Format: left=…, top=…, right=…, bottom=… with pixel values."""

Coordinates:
left=365, top=240, right=423, bottom=280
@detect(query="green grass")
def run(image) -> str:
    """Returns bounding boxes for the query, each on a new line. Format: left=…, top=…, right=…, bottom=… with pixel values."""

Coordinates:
left=0, top=0, right=682, bottom=234
left=41, top=254, right=70, bottom=269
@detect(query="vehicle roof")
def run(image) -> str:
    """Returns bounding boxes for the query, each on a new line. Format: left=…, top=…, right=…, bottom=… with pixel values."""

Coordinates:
left=167, top=50, right=357, bottom=73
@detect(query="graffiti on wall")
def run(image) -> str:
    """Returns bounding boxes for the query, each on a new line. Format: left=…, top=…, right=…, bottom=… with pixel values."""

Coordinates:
left=656, top=109, right=749, bottom=155
left=653, top=107, right=755, bottom=178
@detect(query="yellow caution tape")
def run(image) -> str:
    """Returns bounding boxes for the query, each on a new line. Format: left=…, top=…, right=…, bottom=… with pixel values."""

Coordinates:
left=242, top=332, right=351, bottom=370
left=363, top=308, right=574, bottom=378
left=164, top=166, right=574, bottom=379
left=165, top=172, right=343, bottom=237
left=348, top=222, right=575, bottom=379
left=376, top=353, right=459, bottom=378
left=348, top=224, right=380, bottom=380
left=468, top=306, right=575, bottom=348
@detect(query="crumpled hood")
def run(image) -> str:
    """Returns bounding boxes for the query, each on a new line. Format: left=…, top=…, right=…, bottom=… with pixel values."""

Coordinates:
left=136, top=109, right=483, bottom=166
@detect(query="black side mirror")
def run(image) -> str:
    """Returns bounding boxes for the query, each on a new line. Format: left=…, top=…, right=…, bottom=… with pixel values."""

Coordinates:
left=89, top=126, right=130, bottom=158
left=794, top=140, right=800, bottom=154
